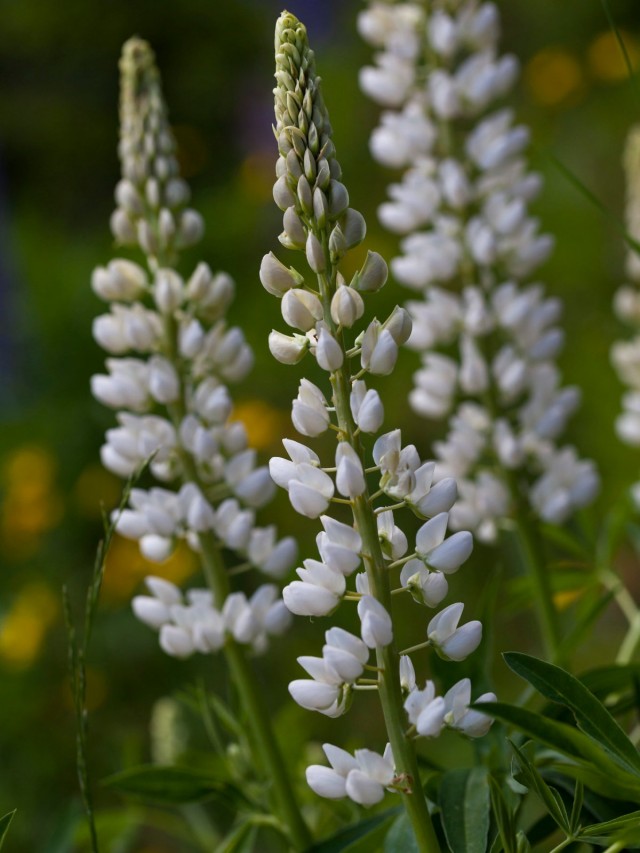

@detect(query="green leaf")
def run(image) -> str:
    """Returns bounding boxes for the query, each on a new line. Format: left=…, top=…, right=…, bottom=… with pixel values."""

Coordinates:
left=510, top=742, right=570, bottom=833
left=383, top=813, right=418, bottom=853
left=219, top=821, right=258, bottom=853
left=308, top=809, right=401, bottom=853
left=0, top=811, right=16, bottom=849
left=504, top=653, right=640, bottom=776
left=103, top=764, right=246, bottom=806
left=470, top=701, right=635, bottom=782
left=440, top=767, right=490, bottom=853
left=569, top=780, right=584, bottom=834
left=488, top=776, right=517, bottom=853
left=545, top=760, right=640, bottom=804
left=578, top=809, right=640, bottom=843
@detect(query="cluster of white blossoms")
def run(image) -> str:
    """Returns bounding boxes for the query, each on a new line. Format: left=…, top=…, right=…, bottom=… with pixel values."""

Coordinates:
left=265, top=13, right=493, bottom=813
left=612, top=126, right=640, bottom=497
left=359, top=0, right=598, bottom=540
left=132, top=576, right=289, bottom=658
left=92, top=38, right=295, bottom=659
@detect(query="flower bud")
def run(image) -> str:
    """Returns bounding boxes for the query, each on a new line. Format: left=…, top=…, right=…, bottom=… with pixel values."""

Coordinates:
left=281, top=289, right=324, bottom=331
left=306, top=232, right=326, bottom=273
left=148, top=356, right=180, bottom=403
left=111, top=209, right=137, bottom=244
left=328, top=224, right=347, bottom=263
left=154, top=269, right=183, bottom=313
left=328, top=180, right=349, bottom=219
left=354, top=251, right=388, bottom=292
left=176, top=209, right=204, bottom=247
left=91, top=260, right=147, bottom=302
left=341, top=208, right=366, bottom=248
left=282, top=206, right=306, bottom=248
left=331, top=285, right=364, bottom=328
left=273, top=175, right=296, bottom=210
left=260, top=252, right=304, bottom=297
left=383, top=306, right=412, bottom=345
left=316, top=326, right=344, bottom=371
left=358, top=595, right=393, bottom=648
left=336, top=443, right=366, bottom=497
left=268, top=330, right=310, bottom=364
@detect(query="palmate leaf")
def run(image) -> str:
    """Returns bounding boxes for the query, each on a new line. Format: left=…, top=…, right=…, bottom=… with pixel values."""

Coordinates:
left=103, top=764, right=249, bottom=808
left=440, top=767, right=490, bottom=853
left=504, top=653, right=640, bottom=776
left=472, top=702, right=640, bottom=803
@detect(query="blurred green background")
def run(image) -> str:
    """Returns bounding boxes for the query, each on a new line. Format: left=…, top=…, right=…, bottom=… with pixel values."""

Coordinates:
left=1, top=0, right=640, bottom=849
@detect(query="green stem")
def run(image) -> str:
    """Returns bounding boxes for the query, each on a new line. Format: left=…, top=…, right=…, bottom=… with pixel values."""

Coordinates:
left=198, top=531, right=312, bottom=850
left=600, top=569, right=640, bottom=664
left=161, top=310, right=311, bottom=850
left=511, top=514, right=561, bottom=660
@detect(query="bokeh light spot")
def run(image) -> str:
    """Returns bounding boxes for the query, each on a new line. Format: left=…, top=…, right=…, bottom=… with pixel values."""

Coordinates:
left=524, top=47, right=585, bottom=107
left=588, top=30, right=640, bottom=82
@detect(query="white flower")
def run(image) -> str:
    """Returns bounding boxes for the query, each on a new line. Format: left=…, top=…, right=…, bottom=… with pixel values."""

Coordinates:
left=268, top=330, right=309, bottom=364
left=427, top=602, right=482, bottom=661
left=306, top=743, right=396, bottom=806
left=292, top=379, right=330, bottom=437
left=350, top=381, right=384, bottom=433
left=336, top=442, right=366, bottom=497
left=404, top=680, right=446, bottom=737
left=316, top=515, right=362, bottom=575
left=358, top=595, right=393, bottom=648
left=316, top=324, right=344, bottom=371
left=443, top=678, right=496, bottom=738
left=283, top=559, right=345, bottom=616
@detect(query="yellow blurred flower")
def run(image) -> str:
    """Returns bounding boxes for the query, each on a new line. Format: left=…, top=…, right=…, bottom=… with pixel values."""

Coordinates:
left=74, top=463, right=123, bottom=519
left=0, top=582, right=59, bottom=668
left=231, top=399, right=289, bottom=450
left=553, top=588, right=585, bottom=611
left=102, top=535, right=197, bottom=603
left=239, top=151, right=277, bottom=203
left=1, top=445, right=64, bottom=559
left=524, top=47, right=586, bottom=108
left=588, top=30, right=640, bottom=82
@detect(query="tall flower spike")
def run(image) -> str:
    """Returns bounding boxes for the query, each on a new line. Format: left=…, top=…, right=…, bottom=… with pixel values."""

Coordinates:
left=612, top=126, right=640, bottom=498
left=358, top=0, right=599, bottom=543
left=266, top=13, right=490, bottom=848
left=91, top=38, right=310, bottom=848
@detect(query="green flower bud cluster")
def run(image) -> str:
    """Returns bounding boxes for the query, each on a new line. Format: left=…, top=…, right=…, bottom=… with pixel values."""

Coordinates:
left=113, top=38, right=203, bottom=263
left=263, top=13, right=389, bottom=370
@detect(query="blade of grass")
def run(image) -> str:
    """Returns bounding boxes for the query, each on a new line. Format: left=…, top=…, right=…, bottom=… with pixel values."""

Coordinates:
left=64, top=459, right=152, bottom=853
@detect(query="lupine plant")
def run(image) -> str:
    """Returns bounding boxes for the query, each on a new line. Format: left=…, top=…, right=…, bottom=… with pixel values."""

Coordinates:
left=58, top=8, right=640, bottom=853
left=262, top=11, right=495, bottom=849
left=89, top=37, right=311, bottom=849
left=356, top=0, right=605, bottom=661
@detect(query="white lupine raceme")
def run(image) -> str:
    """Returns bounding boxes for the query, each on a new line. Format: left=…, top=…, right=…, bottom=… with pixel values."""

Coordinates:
left=93, top=39, right=298, bottom=661
left=267, top=14, right=490, bottom=826
left=612, top=127, right=640, bottom=498
left=97, top=41, right=313, bottom=849
left=360, top=0, right=598, bottom=538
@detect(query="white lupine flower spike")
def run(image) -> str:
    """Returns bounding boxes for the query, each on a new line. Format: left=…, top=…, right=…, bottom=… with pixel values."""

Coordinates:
left=359, top=0, right=600, bottom=663
left=92, top=38, right=310, bottom=848
left=359, top=0, right=598, bottom=544
left=267, top=13, right=487, bottom=845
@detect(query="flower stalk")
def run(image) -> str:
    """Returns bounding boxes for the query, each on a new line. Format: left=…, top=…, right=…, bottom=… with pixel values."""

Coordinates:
left=92, top=37, right=310, bottom=849
left=263, top=12, right=494, bottom=848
